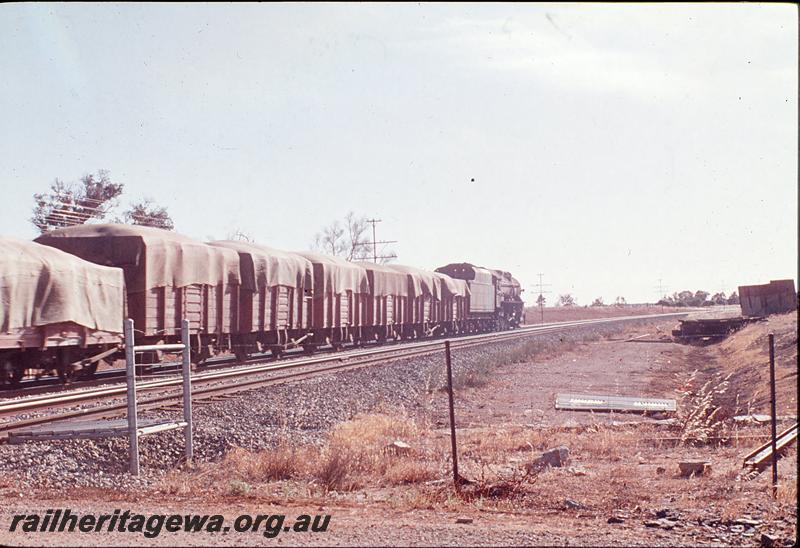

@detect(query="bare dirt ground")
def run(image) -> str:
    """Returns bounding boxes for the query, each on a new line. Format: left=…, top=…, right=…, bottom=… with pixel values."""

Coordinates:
left=0, top=312, right=796, bottom=546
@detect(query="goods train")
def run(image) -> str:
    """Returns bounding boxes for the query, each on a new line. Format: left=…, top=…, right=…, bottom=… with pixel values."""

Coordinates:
left=0, top=224, right=524, bottom=386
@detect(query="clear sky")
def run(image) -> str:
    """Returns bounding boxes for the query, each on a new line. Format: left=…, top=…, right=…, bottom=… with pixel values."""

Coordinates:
left=1, top=3, right=797, bottom=304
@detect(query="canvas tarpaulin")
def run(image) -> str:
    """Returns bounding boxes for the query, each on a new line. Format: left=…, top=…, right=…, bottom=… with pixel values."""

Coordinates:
left=294, top=252, right=369, bottom=295
left=35, top=224, right=241, bottom=293
left=387, top=264, right=442, bottom=299
left=209, top=240, right=312, bottom=292
left=354, top=262, right=411, bottom=297
left=434, top=272, right=470, bottom=298
left=1, top=237, right=124, bottom=333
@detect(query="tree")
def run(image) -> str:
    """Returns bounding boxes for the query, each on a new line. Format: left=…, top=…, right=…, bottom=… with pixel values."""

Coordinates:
left=32, top=170, right=176, bottom=233
left=711, top=292, right=727, bottom=305
left=557, top=294, right=575, bottom=307
left=536, top=294, right=546, bottom=307
left=591, top=297, right=604, bottom=307
left=31, top=170, right=124, bottom=233
left=693, top=290, right=710, bottom=306
left=660, top=289, right=716, bottom=307
left=313, top=211, right=396, bottom=263
left=727, top=291, right=740, bottom=305
left=226, top=228, right=253, bottom=242
left=123, top=198, right=175, bottom=230
left=314, top=220, right=346, bottom=256
left=656, top=298, right=671, bottom=307
left=614, top=296, right=627, bottom=306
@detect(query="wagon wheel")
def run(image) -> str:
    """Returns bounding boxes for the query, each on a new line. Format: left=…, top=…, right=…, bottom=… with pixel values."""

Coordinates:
left=234, top=347, right=249, bottom=363
left=79, top=359, right=99, bottom=380
left=191, top=348, right=210, bottom=368
left=135, top=350, right=159, bottom=375
left=56, top=348, right=78, bottom=383
left=0, top=358, right=24, bottom=388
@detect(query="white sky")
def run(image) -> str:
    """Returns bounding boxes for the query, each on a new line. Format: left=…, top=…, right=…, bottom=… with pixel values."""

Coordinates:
left=1, top=3, right=797, bottom=304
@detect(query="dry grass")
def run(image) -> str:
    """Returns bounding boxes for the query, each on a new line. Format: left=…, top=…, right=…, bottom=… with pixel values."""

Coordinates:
left=525, top=304, right=691, bottom=323
left=160, top=414, right=443, bottom=496
left=316, top=414, right=435, bottom=490
left=223, top=443, right=303, bottom=482
left=674, top=369, right=733, bottom=444
left=775, top=481, right=797, bottom=504
left=714, top=312, right=797, bottom=416
left=157, top=409, right=796, bottom=525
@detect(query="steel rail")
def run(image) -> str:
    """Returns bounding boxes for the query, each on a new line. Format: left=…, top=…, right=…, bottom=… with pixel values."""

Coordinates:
left=4, top=339, right=509, bottom=439
left=0, top=312, right=688, bottom=422
left=2, top=311, right=693, bottom=397
left=742, top=422, right=798, bottom=469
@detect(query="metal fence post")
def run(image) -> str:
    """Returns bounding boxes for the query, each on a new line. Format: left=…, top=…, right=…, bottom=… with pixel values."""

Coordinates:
left=768, top=333, right=778, bottom=497
left=124, top=319, right=139, bottom=476
left=445, top=340, right=460, bottom=490
left=182, top=319, right=193, bottom=463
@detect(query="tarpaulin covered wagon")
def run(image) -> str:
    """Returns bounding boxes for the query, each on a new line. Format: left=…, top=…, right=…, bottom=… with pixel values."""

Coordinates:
left=209, top=240, right=313, bottom=358
left=0, top=237, right=125, bottom=385
left=36, top=224, right=241, bottom=364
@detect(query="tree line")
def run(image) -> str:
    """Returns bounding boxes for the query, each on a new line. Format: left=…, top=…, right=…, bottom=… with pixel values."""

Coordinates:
left=538, top=291, right=738, bottom=308
left=656, top=290, right=738, bottom=307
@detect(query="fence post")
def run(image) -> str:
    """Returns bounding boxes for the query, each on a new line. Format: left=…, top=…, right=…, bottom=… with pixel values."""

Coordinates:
left=124, top=318, right=139, bottom=476
left=182, top=319, right=193, bottom=463
left=768, top=333, right=778, bottom=497
left=445, top=340, right=460, bottom=490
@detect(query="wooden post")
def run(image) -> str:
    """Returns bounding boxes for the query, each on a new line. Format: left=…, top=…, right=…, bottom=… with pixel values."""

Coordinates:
left=124, top=319, right=139, bottom=476
left=182, top=319, right=193, bottom=463
left=768, top=333, right=778, bottom=497
left=445, top=340, right=460, bottom=490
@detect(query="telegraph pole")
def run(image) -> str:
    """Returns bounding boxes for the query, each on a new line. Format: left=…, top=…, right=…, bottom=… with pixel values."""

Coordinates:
left=654, top=278, right=669, bottom=312
left=364, top=218, right=398, bottom=263
left=533, top=273, right=552, bottom=324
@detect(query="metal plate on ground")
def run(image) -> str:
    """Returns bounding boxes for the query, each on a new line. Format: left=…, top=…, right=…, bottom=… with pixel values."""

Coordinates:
left=555, top=393, right=676, bottom=413
left=7, top=418, right=186, bottom=444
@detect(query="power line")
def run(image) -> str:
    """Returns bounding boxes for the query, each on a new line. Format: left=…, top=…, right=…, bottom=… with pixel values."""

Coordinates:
left=363, top=218, right=398, bottom=263
left=532, top=273, right=552, bottom=324
left=653, top=278, right=669, bottom=311
left=653, top=278, right=669, bottom=299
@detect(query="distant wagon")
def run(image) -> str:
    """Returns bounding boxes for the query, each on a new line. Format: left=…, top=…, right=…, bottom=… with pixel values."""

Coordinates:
left=433, top=271, right=469, bottom=335
left=386, top=264, right=443, bottom=338
left=0, top=237, right=125, bottom=385
left=738, top=279, right=797, bottom=317
left=36, top=224, right=242, bottom=364
left=355, top=262, right=413, bottom=342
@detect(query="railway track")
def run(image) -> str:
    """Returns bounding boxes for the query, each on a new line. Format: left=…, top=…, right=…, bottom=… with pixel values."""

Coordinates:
left=743, top=422, right=799, bottom=471
left=0, top=312, right=689, bottom=439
